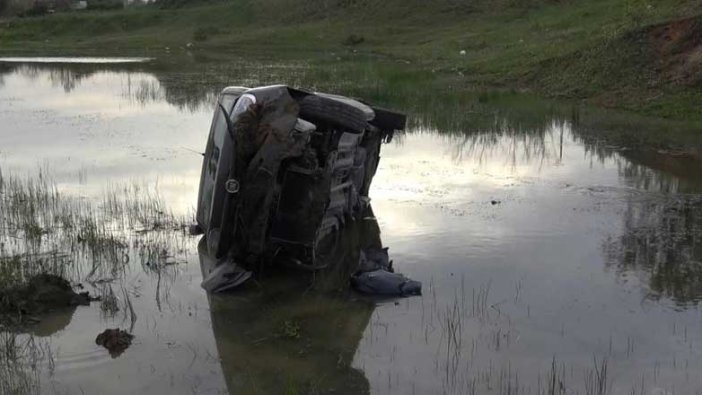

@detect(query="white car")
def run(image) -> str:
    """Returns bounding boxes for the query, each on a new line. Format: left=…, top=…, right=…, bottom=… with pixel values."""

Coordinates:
left=194, top=85, right=406, bottom=270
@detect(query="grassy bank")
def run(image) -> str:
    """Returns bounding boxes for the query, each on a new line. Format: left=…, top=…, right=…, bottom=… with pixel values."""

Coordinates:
left=0, top=0, right=701, bottom=121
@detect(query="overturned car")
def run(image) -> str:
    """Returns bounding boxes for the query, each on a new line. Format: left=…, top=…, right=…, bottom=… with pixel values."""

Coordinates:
left=194, top=85, right=418, bottom=294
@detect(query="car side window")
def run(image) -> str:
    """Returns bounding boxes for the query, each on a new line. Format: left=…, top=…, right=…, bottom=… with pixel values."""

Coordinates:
left=209, top=146, right=219, bottom=176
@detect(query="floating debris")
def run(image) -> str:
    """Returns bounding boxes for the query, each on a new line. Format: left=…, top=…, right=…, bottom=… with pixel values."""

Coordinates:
left=95, top=329, right=134, bottom=358
left=201, top=262, right=252, bottom=293
left=351, top=247, right=421, bottom=297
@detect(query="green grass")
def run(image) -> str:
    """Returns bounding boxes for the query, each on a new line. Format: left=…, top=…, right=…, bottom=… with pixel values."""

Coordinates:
left=0, top=169, right=189, bottom=291
left=0, top=332, right=42, bottom=395
left=0, top=0, right=700, bottom=120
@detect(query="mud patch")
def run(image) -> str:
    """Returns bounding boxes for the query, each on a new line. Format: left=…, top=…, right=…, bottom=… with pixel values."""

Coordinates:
left=0, top=274, right=98, bottom=325
left=527, top=14, right=702, bottom=117
left=95, top=329, right=134, bottom=358
left=649, top=16, right=702, bottom=87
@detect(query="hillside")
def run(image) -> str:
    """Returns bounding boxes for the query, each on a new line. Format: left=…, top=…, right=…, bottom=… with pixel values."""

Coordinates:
left=0, top=0, right=700, bottom=120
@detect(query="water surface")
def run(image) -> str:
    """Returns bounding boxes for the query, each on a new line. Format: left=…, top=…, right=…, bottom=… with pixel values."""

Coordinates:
left=1, top=60, right=701, bottom=395
left=0, top=57, right=151, bottom=64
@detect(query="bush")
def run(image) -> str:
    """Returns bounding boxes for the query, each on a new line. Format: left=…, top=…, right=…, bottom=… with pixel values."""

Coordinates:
left=19, top=3, right=49, bottom=17
left=87, top=0, right=123, bottom=10
left=342, top=34, right=365, bottom=46
left=193, top=26, right=220, bottom=42
left=156, top=0, right=218, bottom=9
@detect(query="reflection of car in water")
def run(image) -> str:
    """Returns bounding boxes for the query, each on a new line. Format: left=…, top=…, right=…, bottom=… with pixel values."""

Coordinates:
left=193, top=85, right=405, bottom=270
left=198, top=206, right=386, bottom=394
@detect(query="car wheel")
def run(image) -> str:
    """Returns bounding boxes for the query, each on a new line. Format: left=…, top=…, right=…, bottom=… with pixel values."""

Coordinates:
left=299, top=95, right=367, bottom=133
left=370, top=106, right=407, bottom=131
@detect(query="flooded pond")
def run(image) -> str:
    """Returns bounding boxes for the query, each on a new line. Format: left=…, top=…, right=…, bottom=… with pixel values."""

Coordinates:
left=0, top=57, right=152, bottom=64
left=1, top=59, right=702, bottom=394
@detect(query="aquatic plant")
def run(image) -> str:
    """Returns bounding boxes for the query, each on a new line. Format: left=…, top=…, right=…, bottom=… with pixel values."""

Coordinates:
left=0, top=168, right=192, bottom=295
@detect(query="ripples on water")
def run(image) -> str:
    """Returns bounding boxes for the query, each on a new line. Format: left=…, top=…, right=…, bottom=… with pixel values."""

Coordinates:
left=0, top=60, right=701, bottom=394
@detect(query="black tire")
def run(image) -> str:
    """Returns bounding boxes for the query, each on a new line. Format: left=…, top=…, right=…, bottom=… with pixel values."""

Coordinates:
left=370, top=107, right=406, bottom=131
left=299, top=95, right=367, bottom=133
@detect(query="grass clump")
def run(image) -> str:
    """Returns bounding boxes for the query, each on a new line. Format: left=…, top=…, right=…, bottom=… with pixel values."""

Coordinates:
left=192, top=25, right=221, bottom=42
left=0, top=168, right=190, bottom=294
left=0, top=332, right=43, bottom=395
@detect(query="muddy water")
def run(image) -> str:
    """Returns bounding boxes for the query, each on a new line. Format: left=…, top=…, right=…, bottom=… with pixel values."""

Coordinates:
left=1, top=60, right=702, bottom=395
